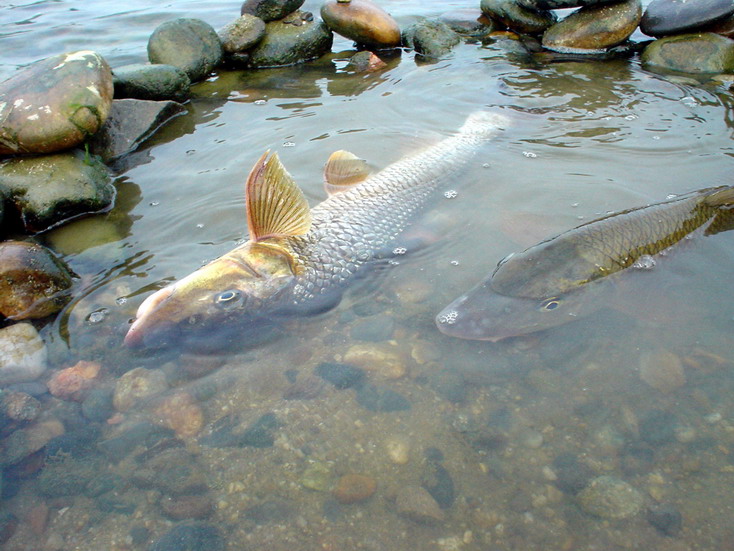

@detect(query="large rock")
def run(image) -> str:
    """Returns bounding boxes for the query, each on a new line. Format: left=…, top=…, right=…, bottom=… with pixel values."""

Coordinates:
left=542, top=0, right=642, bottom=52
left=641, top=32, right=734, bottom=73
left=0, top=51, right=113, bottom=155
left=518, top=0, right=615, bottom=10
left=248, top=15, right=334, bottom=67
left=480, top=0, right=557, bottom=34
left=147, top=19, right=224, bottom=82
left=0, top=149, right=113, bottom=233
left=641, top=0, right=734, bottom=37
left=89, top=99, right=187, bottom=162
left=0, top=323, right=47, bottom=386
left=401, top=19, right=462, bottom=58
left=219, top=14, right=267, bottom=54
left=321, top=0, right=401, bottom=49
left=241, top=0, right=304, bottom=22
left=112, top=63, right=191, bottom=102
left=0, top=241, right=73, bottom=320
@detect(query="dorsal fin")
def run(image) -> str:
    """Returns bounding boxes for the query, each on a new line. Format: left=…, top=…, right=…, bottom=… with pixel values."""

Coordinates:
left=245, top=151, right=312, bottom=242
left=704, top=186, right=734, bottom=207
left=323, top=150, right=370, bottom=195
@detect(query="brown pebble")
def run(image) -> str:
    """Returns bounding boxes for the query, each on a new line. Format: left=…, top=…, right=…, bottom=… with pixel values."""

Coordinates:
left=26, top=502, right=49, bottom=535
left=160, top=494, right=213, bottom=520
left=332, top=473, right=377, bottom=504
left=151, top=392, right=204, bottom=438
left=47, top=360, right=101, bottom=401
left=396, top=485, right=445, bottom=523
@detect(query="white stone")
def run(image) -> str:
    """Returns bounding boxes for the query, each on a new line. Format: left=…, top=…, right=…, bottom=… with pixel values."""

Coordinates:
left=0, top=323, right=47, bottom=385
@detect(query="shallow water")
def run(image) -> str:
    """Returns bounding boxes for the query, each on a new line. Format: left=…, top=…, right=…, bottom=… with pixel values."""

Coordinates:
left=3, top=1, right=734, bottom=549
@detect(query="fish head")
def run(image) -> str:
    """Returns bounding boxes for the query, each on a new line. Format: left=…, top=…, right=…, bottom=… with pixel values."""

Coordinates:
left=124, top=241, right=298, bottom=349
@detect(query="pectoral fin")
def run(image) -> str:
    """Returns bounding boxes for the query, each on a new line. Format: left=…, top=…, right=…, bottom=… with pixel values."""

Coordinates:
left=246, top=151, right=312, bottom=242
left=323, top=150, right=370, bottom=195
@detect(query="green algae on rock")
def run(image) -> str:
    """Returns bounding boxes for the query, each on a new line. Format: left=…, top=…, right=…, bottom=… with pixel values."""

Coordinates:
left=480, top=0, right=557, bottom=35
left=248, top=15, right=334, bottom=67
left=113, top=63, right=191, bottom=102
left=642, top=32, right=734, bottom=73
left=147, top=18, right=224, bottom=82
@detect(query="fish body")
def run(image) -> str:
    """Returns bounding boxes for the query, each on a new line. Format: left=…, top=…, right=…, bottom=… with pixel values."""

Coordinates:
left=436, top=186, right=734, bottom=341
left=125, top=111, right=510, bottom=349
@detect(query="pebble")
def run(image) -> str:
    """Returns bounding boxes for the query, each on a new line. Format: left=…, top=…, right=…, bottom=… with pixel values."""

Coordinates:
left=639, top=409, right=677, bottom=445
left=0, top=323, right=47, bottom=386
left=147, top=18, right=223, bottom=82
left=639, top=350, right=686, bottom=393
left=396, top=485, right=445, bottom=523
left=344, top=343, right=406, bottom=379
left=45, top=425, right=101, bottom=458
left=301, top=460, right=334, bottom=491
left=674, top=425, right=696, bottom=443
left=346, top=51, right=387, bottom=72
left=160, top=494, right=214, bottom=520
left=438, top=8, right=496, bottom=37
left=0, top=390, right=40, bottom=424
left=37, top=456, right=97, bottom=497
left=47, top=360, right=101, bottom=402
left=646, top=503, right=683, bottom=536
left=480, top=0, right=557, bottom=35
left=315, top=361, right=365, bottom=389
left=112, top=63, right=191, bottom=102
left=0, top=241, right=74, bottom=320
left=150, top=522, right=224, bottom=551
left=219, top=14, right=267, bottom=54
left=641, top=0, right=734, bottom=37
left=421, top=461, right=455, bottom=509
left=641, top=32, right=734, bottom=74
left=0, top=50, right=113, bottom=155
left=81, top=387, right=115, bottom=422
left=356, top=384, right=411, bottom=412
left=1, top=418, right=64, bottom=466
left=577, top=475, right=644, bottom=519
left=320, top=0, right=401, bottom=49
left=248, top=16, right=334, bottom=68
left=133, top=448, right=209, bottom=496
left=332, top=473, right=377, bottom=504
left=241, top=0, right=304, bottom=22
left=151, top=392, right=204, bottom=438
left=402, top=19, right=462, bottom=58
left=113, top=367, right=168, bottom=412
left=552, top=453, right=595, bottom=495
left=385, top=435, right=411, bottom=465
left=97, top=421, right=174, bottom=461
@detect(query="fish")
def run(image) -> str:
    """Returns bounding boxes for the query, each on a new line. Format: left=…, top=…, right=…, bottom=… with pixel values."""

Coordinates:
left=436, top=185, right=734, bottom=341
left=124, top=111, right=511, bottom=349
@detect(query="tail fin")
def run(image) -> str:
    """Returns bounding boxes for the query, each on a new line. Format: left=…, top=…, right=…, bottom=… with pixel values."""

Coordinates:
left=459, top=111, right=511, bottom=139
left=704, top=186, right=734, bottom=207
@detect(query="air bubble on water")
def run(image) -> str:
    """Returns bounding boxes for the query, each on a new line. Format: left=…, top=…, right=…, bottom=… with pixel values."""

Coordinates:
left=115, top=297, right=127, bottom=306
left=283, top=141, right=295, bottom=148
left=632, top=254, right=656, bottom=270
left=482, top=163, right=490, bottom=169
left=571, top=202, right=579, bottom=208
left=624, top=114, right=637, bottom=121
left=652, top=136, right=660, bottom=140
left=86, top=308, right=109, bottom=324
left=149, top=201, right=159, bottom=207
left=438, top=310, right=458, bottom=325
left=666, top=194, right=677, bottom=199
left=254, top=99, right=266, bottom=105
left=443, top=190, right=458, bottom=199
left=388, top=259, right=400, bottom=266
left=196, top=223, right=204, bottom=228
left=681, top=96, right=698, bottom=107
left=450, top=260, right=460, bottom=266
left=523, top=151, right=537, bottom=158
left=392, top=247, right=407, bottom=255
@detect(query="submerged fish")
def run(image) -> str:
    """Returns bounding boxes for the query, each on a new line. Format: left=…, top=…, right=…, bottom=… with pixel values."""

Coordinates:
left=125, top=111, right=510, bottom=349
left=436, top=186, right=734, bottom=341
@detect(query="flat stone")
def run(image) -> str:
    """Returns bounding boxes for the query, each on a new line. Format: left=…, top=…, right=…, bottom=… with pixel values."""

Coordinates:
left=0, top=323, right=47, bottom=385
left=0, top=241, right=73, bottom=320
left=438, top=9, right=497, bottom=37
left=1, top=418, right=64, bottom=466
left=241, top=0, right=304, bottom=22
left=480, top=0, right=557, bottom=34
left=641, top=0, right=734, bottom=37
left=160, top=494, right=213, bottom=520
left=112, top=63, right=190, bottom=102
left=577, top=475, right=644, bottom=519
left=147, top=18, right=223, bottom=82
left=401, top=19, right=462, bottom=58
left=96, top=421, right=174, bottom=461
left=248, top=15, right=333, bottom=67
left=113, top=367, right=168, bottom=412
left=332, top=473, right=377, bottom=504
left=89, top=98, right=186, bottom=162
left=396, top=485, right=445, bottom=523
left=355, top=384, right=411, bottom=412
left=345, top=51, right=387, bottom=72
left=315, top=362, right=365, bottom=389
left=321, top=0, right=400, bottom=49
left=0, top=51, right=113, bottom=155
left=47, top=360, right=101, bottom=402
left=150, top=522, right=224, bottom=551
left=517, top=0, right=614, bottom=10
left=639, top=350, right=686, bottom=393
left=641, top=32, right=734, bottom=74
left=542, top=0, right=642, bottom=52
left=0, top=149, right=113, bottom=233
left=219, top=14, right=267, bottom=54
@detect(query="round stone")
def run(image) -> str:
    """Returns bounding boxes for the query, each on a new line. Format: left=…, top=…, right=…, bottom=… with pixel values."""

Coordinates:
left=219, top=14, right=266, bottom=53
left=112, top=63, right=190, bottom=102
left=641, top=32, right=734, bottom=74
left=241, top=0, right=304, bottom=22
left=113, top=367, right=167, bottom=412
left=641, top=0, right=734, bottom=37
left=320, top=0, right=401, bottom=49
left=480, top=0, right=557, bottom=34
left=248, top=17, right=333, bottom=67
left=517, top=0, right=615, bottom=11
left=332, top=473, right=377, bottom=504
left=147, top=18, right=223, bottom=82
left=542, top=0, right=642, bottom=52
left=577, top=476, right=644, bottom=519
left=0, top=323, right=47, bottom=386
left=639, top=350, right=686, bottom=393
left=0, top=51, right=112, bottom=155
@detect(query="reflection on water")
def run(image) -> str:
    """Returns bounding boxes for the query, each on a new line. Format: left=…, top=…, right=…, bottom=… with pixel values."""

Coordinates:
left=3, top=1, right=734, bottom=550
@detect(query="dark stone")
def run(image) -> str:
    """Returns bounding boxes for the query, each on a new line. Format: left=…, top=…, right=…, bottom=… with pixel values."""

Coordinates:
left=641, top=32, right=734, bottom=74
left=438, top=9, right=497, bottom=37
left=517, top=0, right=616, bottom=10
left=0, top=150, right=113, bottom=233
left=647, top=504, right=683, bottom=536
left=149, top=522, right=224, bottom=551
left=355, top=384, right=411, bottom=412
left=620, top=442, right=655, bottom=475
left=133, top=449, right=208, bottom=496
left=349, top=314, right=394, bottom=342
left=45, top=425, right=101, bottom=458
left=113, top=63, right=191, bottom=102
left=0, top=51, right=113, bottom=155
left=84, top=472, right=124, bottom=497
left=89, top=98, right=186, bottom=162
left=241, top=0, right=304, bottom=22
left=0, top=390, right=40, bottom=424
left=219, top=15, right=267, bottom=53
left=552, top=452, right=595, bottom=494
left=480, top=0, right=557, bottom=34
left=97, top=422, right=174, bottom=461
left=315, top=362, right=365, bottom=389
left=81, top=387, right=115, bottom=422
left=401, top=19, right=461, bottom=58
left=200, top=412, right=279, bottom=448
left=424, top=447, right=445, bottom=462
left=428, top=369, right=467, bottom=403
left=97, top=494, right=137, bottom=514
left=240, top=412, right=279, bottom=447
left=248, top=16, right=333, bottom=68
left=639, top=409, right=677, bottom=446
left=245, top=499, right=296, bottom=524
left=641, top=0, right=734, bottom=37
left=130, top=525, right=151, bottom=546
left=147, top=19, right=224, bottom=82
left=37, top=458, right=98, bottom=497
left=421, top=462, right=455, bottom=509
left=0, top=512, right=17, bottom=545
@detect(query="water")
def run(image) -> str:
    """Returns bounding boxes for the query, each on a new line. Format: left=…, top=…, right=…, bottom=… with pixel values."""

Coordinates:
left=3, top=1, right=734, bottom=549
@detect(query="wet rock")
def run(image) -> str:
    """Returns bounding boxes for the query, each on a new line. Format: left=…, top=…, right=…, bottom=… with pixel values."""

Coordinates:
left=552, top=452, right=595, bottom=494
left=245, top=500, right=295, bottom=524
left=705, top=13, right=734, bottom=38
left=542, top=0, right=642, bottom=52
left=97, top=421, right=174, bottom=461
left=639, top=350, right=686, bottom=393
left=356, top=384, right=411, bottom=412
left=0, top=390, right=40, bottom=425
left=160, top=494, right=214, bottom=520
left=0, top=512, right=18, bottom=545
left=84, top=472, right=124, bottom=497
left=241, top=0, right=304, bottom=22
left=81, top=387, right=115, bottom=422
left=301, top=460, right=334, bottom=491
left=0, top=50, right=113, bottom=155
left=421, top=461, right=455, bottom=509
left=438, top=9, right=496, bottom=37
left=332, top=473, right=377, bottom=504
left=641, top=0, right=734, bottom=37
left=0, top=323, right=47, bottom=386
left=248, top=15, right=333, bottom=67
left=0, top=149, right=113, bottom=233
left=151, top=392, right=204, bottom=438
left=113, top=367, right=168, bottom=412
left=384, top=434, right=410, bottom=465
left=45, top=425, right=101, bottom=458
left=320, top=0, right=400, bottom=49
left=315, top=361, right=365, bottom=389
left=346, top=51, right=387, bottom=72
left=577, top=475, right=644, bottom=519
left=147, top=19, right=224, bottom=82
left=112, top=63, right=191, bottom=102
left=639, top=409, right=677, bottom=445
left=517, top=0, right=614, bottom=10
left=89, top=99, right=186, bottom=162
left=47, top=360, right=101, bottom=402
left=200, top=412, right=279, bottom=448
left=641, top=32, right=734, bottom=74
left=343, top=343, right=406, bottom=379
left=219, top=14, right=267, bottom=57
left=133, top=448, right=208, bottom=496
left=0, top=418, right=64, bottom=465
left=396, top=485, right=445, bottom=523
left=283, top=375, right=326, bottom=400
left=647, top=503, right=682, bottom=536
left=480, top=0, right=557, bottom=34
left=349, top=314, right=394, bottom=341
left=401, top=19, right=461, bottom=58
left=37, top=457, right=97, bottom=497
left=150, top=522, right=224, bottom=551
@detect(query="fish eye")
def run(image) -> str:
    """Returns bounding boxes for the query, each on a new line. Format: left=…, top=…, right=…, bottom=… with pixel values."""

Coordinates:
left=215, top=290, right=243, bottom=305
left=540, top=297, right=561, bottom=311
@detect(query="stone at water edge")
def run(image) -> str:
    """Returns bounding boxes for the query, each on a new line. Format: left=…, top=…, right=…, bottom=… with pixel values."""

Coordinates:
left=248, top=16, right=334, bottom=67
left=401, top=19, right=462, bottom=58
left=0, top=50, right=113, bottom=155
left=641, top=32, right=734, bottom=74
left=641, top=0, right=734, bottom=38
left=0, top=323, right=47, bottom=386
left=542, top=0, right=642, bottom=53
left=0, top=241, right=74, bottom=320
left=218, top=14, right=267, bottom=54
left=241, top=0, right=305, bottom=22
left=112, top=63, right=191, bottom=102
left=147, top=18, right=224, bottom=83
left=480, top=0, right=557, bottom=35
left=517, top=0, right=615, bottom=10
left=346, top=51, right=387, bottom=72
left=320, top=0, right=401, bottom=49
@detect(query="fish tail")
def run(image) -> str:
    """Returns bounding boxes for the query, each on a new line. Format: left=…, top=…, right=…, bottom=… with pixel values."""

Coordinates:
left=459, top=111, right=511, bottom=139
left=704, top=186, right=734, bottom=207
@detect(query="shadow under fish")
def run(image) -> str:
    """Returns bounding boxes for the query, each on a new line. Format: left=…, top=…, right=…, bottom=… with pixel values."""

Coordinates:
left=125, top=111, right=511, bottom=351
left=436, top=186, right=734, bottom=341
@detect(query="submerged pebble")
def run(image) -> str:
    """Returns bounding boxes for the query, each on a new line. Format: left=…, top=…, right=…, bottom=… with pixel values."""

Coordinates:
left=315, top=362, right=365, bottom=389
left=47, top=360, right=101, bottom=402
left=113, top=367, right=168, bottom=412
left=332, top=473, right=377, bottom=504
left=355, top=384, right=411, bottom=412
left=0, top=323, right=47, bottom=386
left=396, top=485, right=445, bottom=523
left=577, top=475, right=644, bottom=519
left=639, top=350, right=686, bottom=393
left=344, top=343, right=406, bottom=379
left=385, top=434, right=411, bottom=465
left=150, top=521, right=224, bottom=551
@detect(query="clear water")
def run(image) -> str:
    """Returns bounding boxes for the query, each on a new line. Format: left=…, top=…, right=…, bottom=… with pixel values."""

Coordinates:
left=3, top=1, right=734, bottom=549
